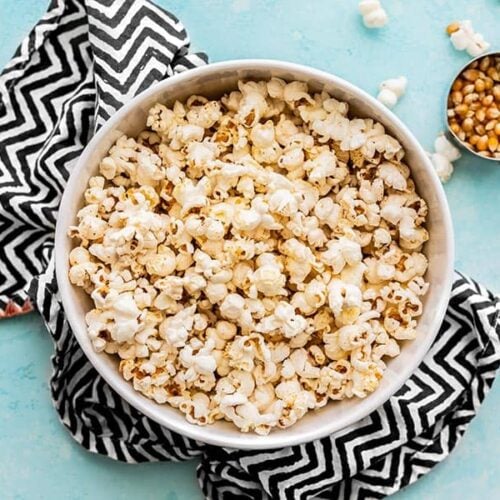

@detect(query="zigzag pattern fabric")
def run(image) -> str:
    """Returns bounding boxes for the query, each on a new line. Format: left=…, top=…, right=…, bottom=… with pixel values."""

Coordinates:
left=31, top=268, right=500, bottom=498
left=1, top=1, right=499, bottom=499
left=0, top=0, right=206, bottom=317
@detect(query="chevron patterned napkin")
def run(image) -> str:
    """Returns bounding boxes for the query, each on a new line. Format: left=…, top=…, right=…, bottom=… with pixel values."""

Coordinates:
left=1, top=1, right=499, bottom=499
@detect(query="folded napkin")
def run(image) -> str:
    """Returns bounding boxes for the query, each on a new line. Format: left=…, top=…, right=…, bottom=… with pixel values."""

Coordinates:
left=1, top=1, right=499, bottom=499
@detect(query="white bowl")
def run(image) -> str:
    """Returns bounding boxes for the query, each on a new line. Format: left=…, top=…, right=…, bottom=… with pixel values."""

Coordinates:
left=55, top=60, right=454, bottom=449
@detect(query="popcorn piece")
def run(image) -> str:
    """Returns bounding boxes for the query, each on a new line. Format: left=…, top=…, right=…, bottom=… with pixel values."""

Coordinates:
left=232, top=207, right=263, bottom=231
left=378, top=161, right=408, bottom=191
left=428, top=133, right=461, bottom=183
left=159, top=305, right=196, bottom=347
left=155, top=276, right=184, bottom=300
left=251, top=263, right=287, bottom=297
left=359, top=0, right=388, bottom=29
left=173, top=177, right=211, bottom=215
left=205, top=282, right=229, bottom=304
left=250, top=121, right=275, bottom=148
left=183, top=269, right=207, bottom=295
left=447, top=20, right=490, bottom=57
left=256, top=302, right=307, bottom=338
left=377, top=77, right=407, bottom=109
left=77, top=215, right=108, bottom=240
left=267, top=78, right=286, bottom=100
left=304, top=279, right=327, bottom=309
left=216, top=320, right=237, bottom=340
left=328, top=280, right=363, bottom=319
left=314, top=197, right=341, bottom=229
left=108, top=292, right=141, bottom=342
left=180, top=339, right=217, bottom=376
left=146, top=246, right=177, bottom=277
left=219, top=293, right=246, bottom=320
left=283, top=81, right=315, bottom=105
left=268, top=189, right=298, bottom=217
left=304, top=150, right=338, bottom=184
left=321, top=237, right=362, bottom=274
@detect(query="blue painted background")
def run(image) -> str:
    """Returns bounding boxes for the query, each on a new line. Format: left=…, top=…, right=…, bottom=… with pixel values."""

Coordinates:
left=0, top=1, right=498, bottom=498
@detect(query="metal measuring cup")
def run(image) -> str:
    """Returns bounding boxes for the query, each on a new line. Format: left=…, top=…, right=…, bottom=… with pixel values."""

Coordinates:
left=445, top=51, right=500, bottom=161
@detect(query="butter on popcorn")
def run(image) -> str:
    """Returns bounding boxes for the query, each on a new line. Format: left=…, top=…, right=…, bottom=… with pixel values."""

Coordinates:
left=69, top=78, right=429, bottom=435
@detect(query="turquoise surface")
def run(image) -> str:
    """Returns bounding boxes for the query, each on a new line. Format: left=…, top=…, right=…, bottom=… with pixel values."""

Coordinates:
left=0, top=1, right=499, bottom=498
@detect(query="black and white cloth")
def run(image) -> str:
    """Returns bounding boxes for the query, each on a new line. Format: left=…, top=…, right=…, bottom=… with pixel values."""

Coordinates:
left=0, top=0, right=205, bottom=317
left=0, top=1, right=499, bottom=499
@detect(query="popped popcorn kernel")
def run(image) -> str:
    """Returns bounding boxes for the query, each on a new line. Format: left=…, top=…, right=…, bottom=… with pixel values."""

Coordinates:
left=428, top=133, right=461, bottom=183
left=359, top=0, right=388, bottom=29
left=447, top=20, right=490, bottom=58
left=377, top=76, right=407, bottom=109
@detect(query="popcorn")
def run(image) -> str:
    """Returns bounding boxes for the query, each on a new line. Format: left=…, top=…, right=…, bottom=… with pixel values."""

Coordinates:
left=205, top=282, right=229, bottom=304
left=250, top=121, right=275, bottom=148
left=377, top=77, right=407, bottom=109
left=107, top=292, right=141, bottom=342
left=232, top=207, right=263, bottom=231
left=69, top=78, right=429, bottom=436
left=237, top=81, right=269, bottom=127
left=373, top=227, right=391, bottom=248
left=203, top=218, right=226, bottom=240
left=321, top=237, right=362, bottom=274
left=304, top=150, right=338, bottom=183
left=236, top=177, right=255, bottom=199
left=100, top=157, right=117, bottom=179
left=268, top=189, right=298, bottom=217
left=314, top=197, right=341, bottom=229
left=327, top=280, right=363, bottom=319
left=256, top=302, right=307, bottom=338
left=447, top=20, right=490, bottom=58
left=304, top=279, right=327, bottom=309
left=251, top=263, right=287, bottom=297
left=172, top=177, right=210, bottom=215
left=183, top=269, right=207, bottom=295
left=287, top=349, right=320, bottom=378
left=378, top=161, right=408, bottom=191
left=283, top=81, right=315, bottom=105
left=267, top=78, right=286, bottom=100
left=359, top=0, right=388, bottom=29
left=216, top=320, right=237, bottom=340
left=219, top=293, right=246, bottom=320
left=145, top=245, right=177, bottom=277
left=69, top=259, right=98, bottom=288
left=77, top=215, right=108, bottom=240
left=428, top=133, right=461, bottom=183
left=159, top=305, right=196, bottom=347
left=179, top=339, right=217, bottom=376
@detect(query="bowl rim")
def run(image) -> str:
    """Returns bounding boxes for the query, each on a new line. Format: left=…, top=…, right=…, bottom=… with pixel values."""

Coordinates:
left=55, top=58, right=455, bottom=449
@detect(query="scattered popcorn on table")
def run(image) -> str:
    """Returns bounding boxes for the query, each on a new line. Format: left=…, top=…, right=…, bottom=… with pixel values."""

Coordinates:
left=69, top=78, right=429, bottom=435
left=359, top=0, right=388, bottom=29
left=446, top=20, right=490, bottom=57
left=428, top=133, right=461, bottom=183
left=377, top=76, right=407, bottom=109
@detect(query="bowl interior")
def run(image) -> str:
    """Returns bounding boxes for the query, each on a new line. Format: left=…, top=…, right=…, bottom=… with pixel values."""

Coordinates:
left=55, top=60, right=454, bottom=449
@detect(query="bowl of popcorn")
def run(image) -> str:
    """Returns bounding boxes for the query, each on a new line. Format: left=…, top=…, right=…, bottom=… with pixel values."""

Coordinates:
left=55, top=60, right=454, bottom=449
left=446, top=51, right=500, bottom=160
